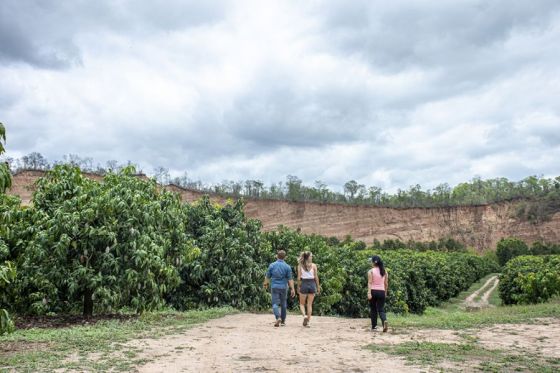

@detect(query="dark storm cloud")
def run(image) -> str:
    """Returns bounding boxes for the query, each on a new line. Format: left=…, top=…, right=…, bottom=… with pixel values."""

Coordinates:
left=319, top=0, right=560, bottom=71
left=0, top=0, right=229, bottom=68
left=311, top=0, right=560, bottom=108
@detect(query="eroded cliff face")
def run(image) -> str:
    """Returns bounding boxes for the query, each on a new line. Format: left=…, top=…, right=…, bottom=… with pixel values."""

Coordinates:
left=9, top=171, right=560, bottom=250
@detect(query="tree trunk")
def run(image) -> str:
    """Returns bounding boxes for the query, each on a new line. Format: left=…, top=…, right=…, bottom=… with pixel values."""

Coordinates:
left=83, top=288, right=94, bottom=318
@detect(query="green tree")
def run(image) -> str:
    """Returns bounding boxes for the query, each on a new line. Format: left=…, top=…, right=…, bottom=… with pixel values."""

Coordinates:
left=0, top=123, right=12, bottom=193
left=496, top=237, right=529, bottom=266
left=344, top=180, right=364, bottom=202
left=0, top=122, right=16, bottom=334
left=17, top=165, right=194, bottom=317
left=169, top=197, right=271, bottom=310
left=286, top=175, right=302, bottom=201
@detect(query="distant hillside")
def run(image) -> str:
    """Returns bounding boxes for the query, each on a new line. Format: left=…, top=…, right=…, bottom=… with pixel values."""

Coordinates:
left=8, top=170, right=560, bottom=251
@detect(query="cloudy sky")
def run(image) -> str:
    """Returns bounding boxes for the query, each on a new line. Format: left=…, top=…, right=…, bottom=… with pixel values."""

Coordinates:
left=1, top=0, right=560, bottom=192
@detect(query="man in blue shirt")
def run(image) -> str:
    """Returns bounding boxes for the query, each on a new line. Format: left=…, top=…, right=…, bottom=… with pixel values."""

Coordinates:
left=263, top=250, right=295, bottom=327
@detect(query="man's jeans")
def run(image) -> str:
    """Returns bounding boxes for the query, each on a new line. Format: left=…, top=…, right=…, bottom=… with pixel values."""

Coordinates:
left=271, top=288, right=287, bottom=321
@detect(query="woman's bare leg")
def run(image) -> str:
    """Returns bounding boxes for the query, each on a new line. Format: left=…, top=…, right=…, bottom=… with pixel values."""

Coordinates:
left=306, top=294, right=315, bottom=322
left=299, top=293, right=307, bottom=317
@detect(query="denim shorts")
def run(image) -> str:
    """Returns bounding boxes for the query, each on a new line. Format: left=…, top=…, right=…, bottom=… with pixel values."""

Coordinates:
left=300, top=279, right=317, bottom=294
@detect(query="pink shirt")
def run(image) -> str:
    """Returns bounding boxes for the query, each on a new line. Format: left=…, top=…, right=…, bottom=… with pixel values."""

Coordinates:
left=369, top=267, right=386, bottom=291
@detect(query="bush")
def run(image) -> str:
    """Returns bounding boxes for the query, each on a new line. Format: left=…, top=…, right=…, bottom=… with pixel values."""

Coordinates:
left=10, top=165, right=195, bottom=316
left=499, top=255, right=560, bottom=305
left=168, top=197, right=271, bottom=310
left=496, top=237, right=529, bottom=266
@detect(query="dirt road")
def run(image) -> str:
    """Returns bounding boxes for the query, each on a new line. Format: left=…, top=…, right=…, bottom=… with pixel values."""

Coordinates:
left=121, top=313, right=560, bottom=373
left=464, top=275, right=499, bottom=309
left=130, top=314, right=413, bottom=372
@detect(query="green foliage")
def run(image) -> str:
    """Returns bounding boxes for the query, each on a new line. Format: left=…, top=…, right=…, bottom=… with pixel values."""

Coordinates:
left=12, top=165, right=194, bottom=316
left=499, top=255, right=560, bottom=305
left=168, top=197, right=271, bottom=310
left=0, top=261, right=16, bottom=335
left=496, top=237, right=529, bottom=266
left=264, top=227, right=347, bottom=315
left=371, top=237, right=466, bottom=252
left=0, top=122, right=12, bottom=193
left=530, top=241, right=560, bottom=255
left=0, top=123, right=15, bottom=334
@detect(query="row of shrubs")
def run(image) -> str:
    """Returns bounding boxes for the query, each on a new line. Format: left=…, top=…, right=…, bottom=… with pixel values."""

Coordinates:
left=499, top=255, right=560, bottom=305
left=0, top=166, right=499, bottom=332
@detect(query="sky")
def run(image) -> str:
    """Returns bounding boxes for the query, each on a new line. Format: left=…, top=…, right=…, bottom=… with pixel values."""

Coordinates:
left=1, top=0, right=560, bottom=192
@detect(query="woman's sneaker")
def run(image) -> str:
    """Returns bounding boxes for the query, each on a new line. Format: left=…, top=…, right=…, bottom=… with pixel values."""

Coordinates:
left=303, top=316, right=309, bottom=327
left=383, top=321, right=388, bottom=333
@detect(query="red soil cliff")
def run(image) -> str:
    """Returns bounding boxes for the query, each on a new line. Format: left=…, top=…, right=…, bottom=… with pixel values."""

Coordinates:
left=9, top=170, right=560, bottom=250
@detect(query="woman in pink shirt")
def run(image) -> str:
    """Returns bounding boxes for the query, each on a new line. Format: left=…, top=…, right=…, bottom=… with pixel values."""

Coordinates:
left=367, top=255, right=388, bottom=332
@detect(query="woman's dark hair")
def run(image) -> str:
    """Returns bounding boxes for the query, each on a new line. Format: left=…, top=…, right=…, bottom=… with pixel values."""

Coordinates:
left=371, top=255, right=386, bottom=277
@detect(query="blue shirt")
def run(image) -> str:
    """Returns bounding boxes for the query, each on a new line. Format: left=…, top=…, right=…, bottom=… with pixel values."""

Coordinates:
left=266, top=259, right=293, bottom=289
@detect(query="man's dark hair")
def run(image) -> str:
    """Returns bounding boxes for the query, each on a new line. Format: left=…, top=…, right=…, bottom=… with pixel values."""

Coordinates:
left=277, top=250, right=286, bottom=260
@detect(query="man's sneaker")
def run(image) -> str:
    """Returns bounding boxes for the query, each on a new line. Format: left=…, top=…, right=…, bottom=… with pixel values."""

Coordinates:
left=371, top=326, right=378, bottom=331
left=280, top=320, right=286, bottom=327
left=274, top=319, right=281, bottom=327
left=383, top=321, right=388, bottom=333
left=303, top=316, right=309, bottom=327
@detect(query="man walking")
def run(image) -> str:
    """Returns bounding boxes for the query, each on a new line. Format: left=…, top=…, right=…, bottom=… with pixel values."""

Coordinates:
left=263, top=250, right=295, bottom=327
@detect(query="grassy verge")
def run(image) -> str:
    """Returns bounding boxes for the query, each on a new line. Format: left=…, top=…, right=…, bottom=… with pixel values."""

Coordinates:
left=370, top=341, right=560, bottom=372
left=372, top=295, right=560, bottom=371
left=0, top=307, right=236, bottom=373
left=387, top=297, right=559, bottom=330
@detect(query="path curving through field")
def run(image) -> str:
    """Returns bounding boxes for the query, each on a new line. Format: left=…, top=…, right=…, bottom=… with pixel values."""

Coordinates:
left=464, top=275, right=499, bottom=310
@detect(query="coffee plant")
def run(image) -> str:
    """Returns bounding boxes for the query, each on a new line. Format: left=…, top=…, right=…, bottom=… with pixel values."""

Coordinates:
left=168, top=197, right=271, bottom=310
left=0, top=123, right=16, bottom=334
left=496, top=237, right=529, bottom=266
left=499, top=255, right=560, bottom=305
left=12, top=165, right=196, bottom=316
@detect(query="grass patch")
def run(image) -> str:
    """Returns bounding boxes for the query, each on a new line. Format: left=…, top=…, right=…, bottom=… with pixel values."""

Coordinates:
left=488, top=281, right=502, bottom=307
left=370, top=341, right=560, bottom=372
left=388, top=298, right=560, bottom=329
left=0, top=307, right=236, bottom=372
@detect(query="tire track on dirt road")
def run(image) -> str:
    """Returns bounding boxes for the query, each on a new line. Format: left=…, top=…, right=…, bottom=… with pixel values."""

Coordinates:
left=464, top=275, right=499, bottom=309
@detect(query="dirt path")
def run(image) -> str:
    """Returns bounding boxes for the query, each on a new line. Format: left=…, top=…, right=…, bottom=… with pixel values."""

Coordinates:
left=118, top=313, right=560, bottom=373
left=464, top=275, right=499, bottom=309
left=131, top=314, right=419, bottom=373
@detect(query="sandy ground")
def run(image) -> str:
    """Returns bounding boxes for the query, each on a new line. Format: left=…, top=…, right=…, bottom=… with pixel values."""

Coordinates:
left=118, top=313, right=560, bottom=373
left=132, top=314, right=419, bottom=373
